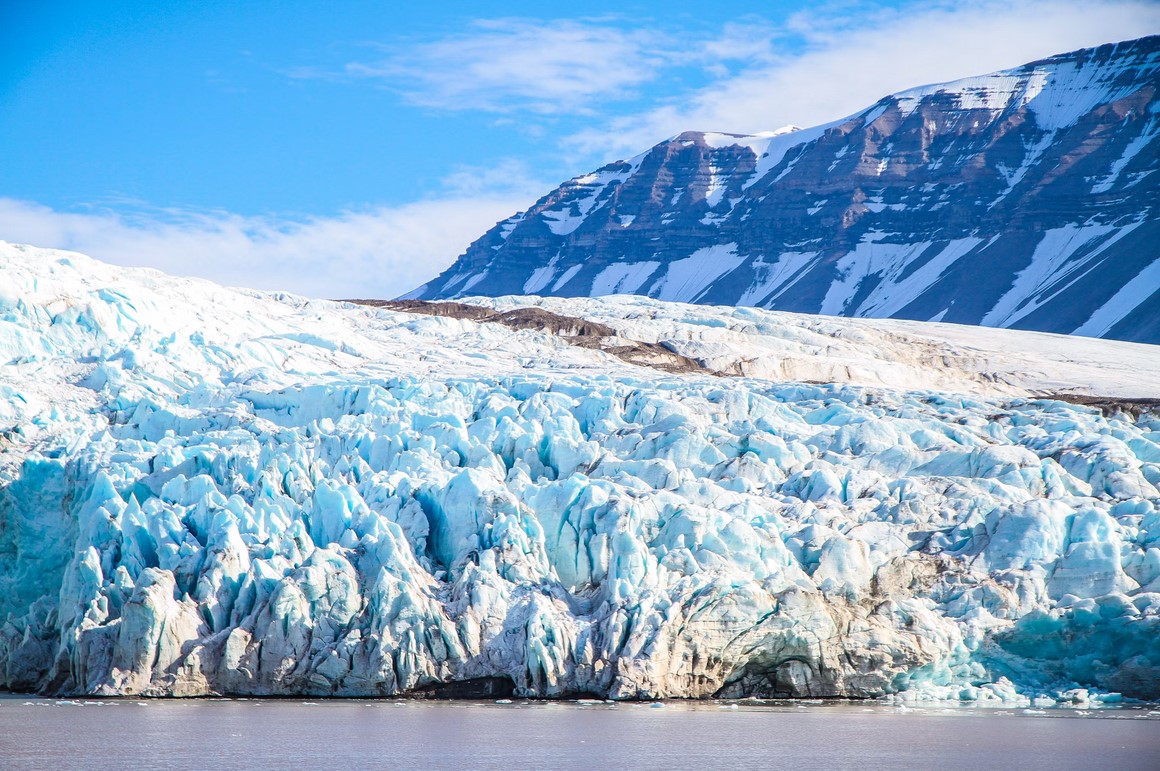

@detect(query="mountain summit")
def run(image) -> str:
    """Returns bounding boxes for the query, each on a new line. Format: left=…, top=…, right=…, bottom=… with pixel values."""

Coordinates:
left=407, top=36, right=1160, bottom=344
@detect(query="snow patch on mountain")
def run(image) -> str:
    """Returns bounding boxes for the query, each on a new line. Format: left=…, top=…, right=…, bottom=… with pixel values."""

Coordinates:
left=1076, top=257, right=1160, bottom=339
left=653, top=244, right=745, bottom=303
left=591, top=261, right=660, bottom=296
left=980, top=222, right=1137, bottom=328
left=889, top=38, right=1158, bottom=131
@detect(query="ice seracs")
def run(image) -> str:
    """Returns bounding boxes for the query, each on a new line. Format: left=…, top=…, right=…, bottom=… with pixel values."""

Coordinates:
left=1, top=242, right=1159, bottom=703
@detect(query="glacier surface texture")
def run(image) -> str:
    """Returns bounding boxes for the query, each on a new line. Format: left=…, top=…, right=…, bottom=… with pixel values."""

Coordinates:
left=2, top=243, right=1160, bottom=703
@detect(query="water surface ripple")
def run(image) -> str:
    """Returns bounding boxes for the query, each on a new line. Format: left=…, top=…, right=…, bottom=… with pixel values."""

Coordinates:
left=3, top=698, right=1158, bottom=770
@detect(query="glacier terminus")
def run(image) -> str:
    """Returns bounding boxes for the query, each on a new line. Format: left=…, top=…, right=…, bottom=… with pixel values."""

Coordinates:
left=1, top=242, right=1159, bottom=704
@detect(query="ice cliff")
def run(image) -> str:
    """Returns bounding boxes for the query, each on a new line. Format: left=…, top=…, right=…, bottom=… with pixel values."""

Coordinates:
left=2, top=242, right=1160, bottom=703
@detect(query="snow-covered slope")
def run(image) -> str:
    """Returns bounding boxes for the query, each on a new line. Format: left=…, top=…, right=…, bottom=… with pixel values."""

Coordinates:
left=2, top=242, right=1160, bottom=703
left=411, top=36, right=1160, bottom=345
left=467, top=294, right=1160, bottom=399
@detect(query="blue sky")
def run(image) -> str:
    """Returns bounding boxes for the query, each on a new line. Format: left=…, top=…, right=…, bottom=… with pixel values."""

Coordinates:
left=2, top=0, right=1157, bottom=297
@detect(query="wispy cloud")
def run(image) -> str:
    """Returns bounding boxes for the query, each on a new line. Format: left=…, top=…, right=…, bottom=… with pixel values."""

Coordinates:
left=312, top=15, right=790, bottom=116
left=439, top=158, right=547, bottom=198
left=343, top=18, right=673, bottom=115
left=0, top=189, right=540, bottom=300
left=560, top=0, right=1160, bottom=156
left=293, top=2, right=1159, bottom=155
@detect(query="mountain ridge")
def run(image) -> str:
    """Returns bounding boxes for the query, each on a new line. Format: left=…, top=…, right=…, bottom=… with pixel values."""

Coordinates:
left=408, top=35, right=1160, bottom=344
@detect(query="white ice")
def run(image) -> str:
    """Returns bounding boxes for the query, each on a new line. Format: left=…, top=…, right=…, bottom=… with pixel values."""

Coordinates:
left=1, top=242, right=1158, bottom=705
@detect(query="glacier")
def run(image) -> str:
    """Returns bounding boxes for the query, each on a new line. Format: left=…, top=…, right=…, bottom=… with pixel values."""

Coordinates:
left=2, top=241, right=1160, bottom=703
left=410, top=36, right=1160, bottom=345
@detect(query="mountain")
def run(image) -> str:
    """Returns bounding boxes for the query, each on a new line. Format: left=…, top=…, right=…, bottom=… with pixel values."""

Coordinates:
left=408, top=36, right=1160, bottom=344
left=3, top=242, right=1160, bottom=701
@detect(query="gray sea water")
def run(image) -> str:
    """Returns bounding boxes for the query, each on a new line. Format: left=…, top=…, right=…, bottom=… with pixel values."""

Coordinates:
left=2, top=696, right=1158, bottom=770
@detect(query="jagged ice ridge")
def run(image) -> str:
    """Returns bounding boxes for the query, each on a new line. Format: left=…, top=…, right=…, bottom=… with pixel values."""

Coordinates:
left=1, top=243, right=1159, bottom=703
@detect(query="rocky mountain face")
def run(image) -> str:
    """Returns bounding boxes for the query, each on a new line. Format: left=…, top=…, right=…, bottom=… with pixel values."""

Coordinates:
left=408, top=36, right=1160, bottom=344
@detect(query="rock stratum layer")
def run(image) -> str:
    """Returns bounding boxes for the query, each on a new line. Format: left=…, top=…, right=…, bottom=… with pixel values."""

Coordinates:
left=2, top=243, right=1160, bottom=703
left=410, top=36, right=1160, bottom=344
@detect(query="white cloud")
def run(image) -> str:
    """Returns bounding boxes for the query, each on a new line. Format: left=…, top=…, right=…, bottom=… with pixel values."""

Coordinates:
left=566, top=0, right=1160, bottom=157
left=348, top=18, right=672, bottom=114
left=0, top=192, right=537, bottom=300
left=439, top=158, right=547, bottom=198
